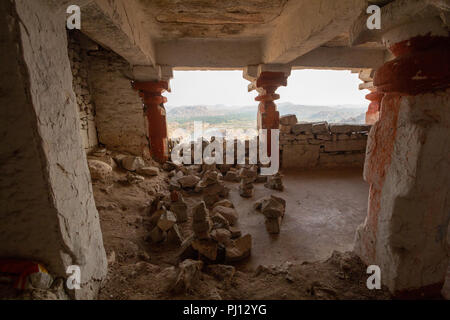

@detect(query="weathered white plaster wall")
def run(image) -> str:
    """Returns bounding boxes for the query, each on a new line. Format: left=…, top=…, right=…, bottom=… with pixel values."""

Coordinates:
left=88, top=48, right=150, bottom=158
left=0, top=0, right=106, bottom=299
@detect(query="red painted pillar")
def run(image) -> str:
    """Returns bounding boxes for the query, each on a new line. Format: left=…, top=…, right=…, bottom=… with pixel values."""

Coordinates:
left=132, top=81, right=169, bottom=163
left=355, top=33, right=450, bottom=298
left=255, top=72, right=287, bottom=156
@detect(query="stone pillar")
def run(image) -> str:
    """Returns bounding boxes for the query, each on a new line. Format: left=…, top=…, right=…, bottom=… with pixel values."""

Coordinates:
left=354, top=18, right=450, bottom=298
left=133, top=81, right=170, bottom=163
left=245, top=65, right=289, bottom=156
left=0, top=0, right=107, bottom=299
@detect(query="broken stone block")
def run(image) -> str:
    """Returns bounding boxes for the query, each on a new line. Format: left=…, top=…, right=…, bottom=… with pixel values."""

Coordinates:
left=149, top=226, right=166, bottom=243
left=264, top=173, right=284, bottom=191
left=212, top=206, right=238, bottom=226
left=121, top=156, right=146, bottom=172
left=126, top=172, right=145, bottom=184
left=261, top=198, right=285, bottom=219
left=211, top=213, right=230, bottom=230
left=88, top=159, right=112, bottom=181
left=203, top=182, right=228, bottom=207
left=193, top=201, right=209, bottom=222
left=225, top=234, right=252, bottom=262
left=167, top=224, right=184, bottom=245
left=280, top=114, right=298, bottom=126
left=137, top=166, right=159, bottom=177
left=157, top=211, right=177, bottom=231
left=171, top=259, right=203, bottom=294
left=192, top=239, right=218, bottom=261
left=178, top=175, right=200, bottom=189
left=211, top=228, right=232, bottom=246
left=202, top=170, right=220, bottom=186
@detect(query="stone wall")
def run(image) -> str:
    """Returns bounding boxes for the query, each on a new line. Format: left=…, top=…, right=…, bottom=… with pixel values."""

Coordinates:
left=279, top=115, right=370, bottom=169
left=68, top=31, right=98, bottom=152
left=0, top=0, right=106, bottom=299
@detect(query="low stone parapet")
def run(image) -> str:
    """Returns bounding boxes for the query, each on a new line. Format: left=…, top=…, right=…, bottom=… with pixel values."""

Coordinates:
left=279, top=115, right=371, bottom=169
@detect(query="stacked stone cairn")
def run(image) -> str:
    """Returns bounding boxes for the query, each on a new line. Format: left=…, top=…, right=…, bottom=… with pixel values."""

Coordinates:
left=254, top=195, right=286, bottom=234
left=148, top=194, right=184, bottom=245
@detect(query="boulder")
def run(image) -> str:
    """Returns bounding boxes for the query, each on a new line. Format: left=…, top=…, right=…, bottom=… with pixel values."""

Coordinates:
left=88, top=159, right=112, bottom=181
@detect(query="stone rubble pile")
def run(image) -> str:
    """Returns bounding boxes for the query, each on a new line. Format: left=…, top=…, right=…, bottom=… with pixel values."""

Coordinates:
left=254, top=195, right=286, bottom=234
left=238, top=167, right=257, bottom=198
left=279, top=115, right=371, bottom=169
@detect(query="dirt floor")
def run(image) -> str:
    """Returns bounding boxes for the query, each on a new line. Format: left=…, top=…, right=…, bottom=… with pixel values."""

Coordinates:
left=94, top=166, right=392, bottom=300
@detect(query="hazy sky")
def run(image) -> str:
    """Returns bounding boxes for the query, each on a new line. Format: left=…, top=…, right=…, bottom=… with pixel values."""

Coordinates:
left=166, top=69, right=369, bottom=108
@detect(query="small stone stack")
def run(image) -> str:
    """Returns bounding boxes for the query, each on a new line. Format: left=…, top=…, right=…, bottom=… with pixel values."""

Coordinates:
left=201, top=170, right=230, bottom=207
left=238, top=167, right=257, bottom=198
left=254, top=195, right=286, bottom=234
left=148, top=194, right=184, bottom=245
left=189, top=200, right=251, bottom=263
left=264, top=173, right=284, bottom=191
left=192, top=202, right=212, bottom=240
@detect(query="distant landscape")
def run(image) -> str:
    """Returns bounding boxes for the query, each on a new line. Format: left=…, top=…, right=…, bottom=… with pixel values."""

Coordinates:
left=166, top=102, right=366, bottom=139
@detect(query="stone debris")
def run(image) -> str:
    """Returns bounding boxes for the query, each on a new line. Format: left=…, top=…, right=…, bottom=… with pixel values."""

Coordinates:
left=171, top=259, right=203, bottom=294
left=157, top=211, right=177, bottom=231
left=211, top=228, right=232, bottom=246
left=213, top=199, right=234, bottom=209
left=88, top=159, right=112, bottom=181
left=202, top=180, right=229, bottom=207
left=167, top=224, right=184, bottom=245
left=254, top=195, right=286, bottom=234
left=192, top=238, right=219, bottom=261
left=210, top=213, right=230, bottom=230
left=264, top=173, right=284, bottom=191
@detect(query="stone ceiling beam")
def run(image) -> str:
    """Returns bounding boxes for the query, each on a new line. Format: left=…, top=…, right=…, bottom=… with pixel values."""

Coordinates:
left=78, top=0, right=156, bottom=66
left=156, top=39, right=261, bottom=69
left=262, top=0, right=367, bottom=64
left=289, top=47, right=386, bottom=70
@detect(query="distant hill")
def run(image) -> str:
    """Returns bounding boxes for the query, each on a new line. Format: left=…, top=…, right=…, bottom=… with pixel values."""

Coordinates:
left=166, top=102, right=367, bottom=124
